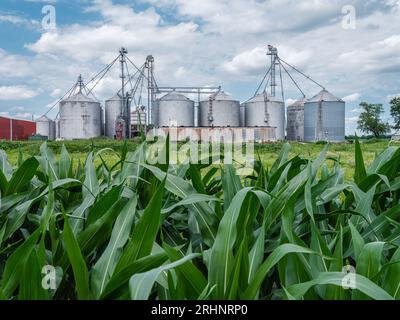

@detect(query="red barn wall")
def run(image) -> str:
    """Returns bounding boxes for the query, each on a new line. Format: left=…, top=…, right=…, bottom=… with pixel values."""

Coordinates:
left=0, top=117, right=36, bottom=140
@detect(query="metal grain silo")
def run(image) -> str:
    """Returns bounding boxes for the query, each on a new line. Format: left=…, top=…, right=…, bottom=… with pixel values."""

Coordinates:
left=36, top=115, right=56, bottom=140
left=287, top=98, right=306, bottom=141
left=158, top=92, right=194, bottom=127
left=199, top=91, right=240, bottom=127
left=304, top=89, right=345, bottom=142
left=59, top=92, right=102, bottom=140
left=244, top=93, right=285, bottom=140
left=105, top=94, right=122, bottom=139
left=151, top=100, right=159, bottom=127
left=240, top=105, right=246, bottom=127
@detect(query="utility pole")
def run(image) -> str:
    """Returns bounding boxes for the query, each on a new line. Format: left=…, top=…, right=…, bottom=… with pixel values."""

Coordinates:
left=119, top=47, right=129, bottom=138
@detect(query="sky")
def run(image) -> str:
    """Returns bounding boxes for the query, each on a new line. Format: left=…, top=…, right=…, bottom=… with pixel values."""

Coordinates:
left=0, top=0, right=399, bottom=135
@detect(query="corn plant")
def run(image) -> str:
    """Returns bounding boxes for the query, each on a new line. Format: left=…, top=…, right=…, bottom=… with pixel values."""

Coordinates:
left=0, top=138, right=399, bottom=300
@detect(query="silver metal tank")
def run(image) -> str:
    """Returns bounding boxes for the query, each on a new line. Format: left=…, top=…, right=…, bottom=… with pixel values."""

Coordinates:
left=304, top=89, right=345, bottom=142
left=287, top=98, right=306, bottom=141
left=151, top=100, right=159, bottom=127
left=158, top=92, right=194, bottom=127
left=59, top=92, right=102, bottom=140
left=105, top=94, right=122, bottom=139
left=199, top=91, right=240, bottom=127
left=240, top=105, right=246, bottom=127
left=36, top=115, right=56, bottom=140
left=244, top=93, right=285, bottom=140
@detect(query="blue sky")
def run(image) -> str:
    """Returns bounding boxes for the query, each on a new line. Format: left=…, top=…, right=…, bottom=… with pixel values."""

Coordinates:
left=0, top=0, right=399, bottom=134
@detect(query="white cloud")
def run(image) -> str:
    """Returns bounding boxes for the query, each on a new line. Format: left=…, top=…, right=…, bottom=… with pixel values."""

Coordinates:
left=342, top=93, right=361, bottom=102
left=0, top=86, right=39, bottom=100
left=14, top=112, right=33, bottom=119
left=386, top=93, right=400, bottom=102
left=350, top=108, right=363, bottom=113
left=11, top=106, right=26, bottom=112
left=346, top=116, right=359, bottom=124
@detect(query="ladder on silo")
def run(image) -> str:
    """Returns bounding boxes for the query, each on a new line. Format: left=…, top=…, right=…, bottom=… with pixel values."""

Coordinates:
left=317, top=100, right=323, bottom=141
left=263, top=92, right=270, bottom=125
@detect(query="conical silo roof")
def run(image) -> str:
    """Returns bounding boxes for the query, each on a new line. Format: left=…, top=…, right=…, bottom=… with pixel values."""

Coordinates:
left=307, top=89, right=343, bottom=103
left=247, top=92, right=283, bottom=103
left=288, top=98, right=307, bottom=109
left=62, top=92, right=96, bottom=103
left=36, top=115, right=52, bottom=122
left=106, top=94, right=121, bottom=102
left=160, top=92, right=190, bottom=101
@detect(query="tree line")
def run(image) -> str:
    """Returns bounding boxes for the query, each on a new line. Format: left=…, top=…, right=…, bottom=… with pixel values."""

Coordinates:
left=357, top=98, right=400, bottom=138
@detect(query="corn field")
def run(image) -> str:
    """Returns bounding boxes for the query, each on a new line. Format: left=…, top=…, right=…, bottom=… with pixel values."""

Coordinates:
left=0, top=139, right=399, bottom=300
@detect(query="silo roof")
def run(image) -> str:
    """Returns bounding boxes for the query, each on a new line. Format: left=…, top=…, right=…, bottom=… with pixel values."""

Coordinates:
left=213, top=91, right=236, bottom=101
left=160, top=92, right=190, bottom=101
left=288, top=98, right=306, bottom=108
left=307, top=89, right=343, bottom=103
left=36, top=115, right=52, bottom=122
left=62, top=92, right=96, bottom=103
left=248, top=92, right=283, bottom=103
left=106, top=94, right=121, bottom=101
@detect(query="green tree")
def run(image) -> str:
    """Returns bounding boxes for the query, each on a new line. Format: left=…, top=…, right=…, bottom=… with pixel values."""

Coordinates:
left=357, top=102, right=391, bottom=138
left=390, top=97, right=400, bottom=131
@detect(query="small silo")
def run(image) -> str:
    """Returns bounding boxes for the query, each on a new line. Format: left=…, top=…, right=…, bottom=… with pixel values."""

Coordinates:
left=59, top=92, right=102, bottom=140
left=287, top=98, right=306, bottom=141
left=199, top=91, right=240, bottom=127
left=36, top=115, right=56, bottom=140
left=158, top=92, right=194, bottom=127
left=105, top=94, right=122, bottom=139
left=243, top=93, right=285, bottom=140
left=304, top=89, right=345, bottom=142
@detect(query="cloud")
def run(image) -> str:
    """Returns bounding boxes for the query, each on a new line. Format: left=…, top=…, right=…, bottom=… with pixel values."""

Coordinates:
left=0, top=14, right=40, bottom=29
left=11, top=106, right=26, bottom=112
left=342, top=93, right=361, bottom=102
left=350, top=108, right=363, bottom=113
left=346, top=116, right=359, bottom=125
left=0, top=86, right=39, bottom=100
left=386, top=93, right=400, bottom=102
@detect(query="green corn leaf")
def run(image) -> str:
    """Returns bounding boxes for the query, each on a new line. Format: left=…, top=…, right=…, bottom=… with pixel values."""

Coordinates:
left=62, top=214, right=91, bottom=300
left=129, top=253, right=200, bottom=300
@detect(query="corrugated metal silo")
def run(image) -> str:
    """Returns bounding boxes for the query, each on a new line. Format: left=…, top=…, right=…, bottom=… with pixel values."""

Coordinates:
left=59, top=92, right=102, bottom=140
left=158, top=92, right=194, bottom=127
left=243, top=93, right=285, bottom=140
left=36, top=115, right=56, bottom=140
left=240, top=105, right=246, bottom=127
left=304, top=89, right=345, bottom=142
left=199, top=91, right=240, bottom=127
left=105, top=94, right=122, bottom=139
left=151, top=100, right=159, bottom=127
left=287, top=98, right=306, bottom=141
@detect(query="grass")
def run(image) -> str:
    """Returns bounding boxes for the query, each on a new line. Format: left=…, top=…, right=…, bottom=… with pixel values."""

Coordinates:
left=0, top=137, right=399, bottom=300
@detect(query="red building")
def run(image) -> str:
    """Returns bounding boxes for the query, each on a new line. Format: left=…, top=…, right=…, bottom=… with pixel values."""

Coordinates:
left=0, top=116, right=36, bottom=141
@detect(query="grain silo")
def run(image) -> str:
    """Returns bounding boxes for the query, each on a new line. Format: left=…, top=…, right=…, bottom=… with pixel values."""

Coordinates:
left=59, top=92, right=102, bottom=140
left=36, top=115, right=56, bottom=140
left=105, top=94, right=122, bottom=139
left=158, top=92, right=194, bottom=127
left=199, top=91, right=240, bottom=127
left=240, top=105, right=246, bottom=127
left=243, top=92, right=285, bottom=140
left=304, top=89, right=345, bottom=142
left=151, top=100, right=159, bottom=127
left=287, top=98, right=306, bottom=141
